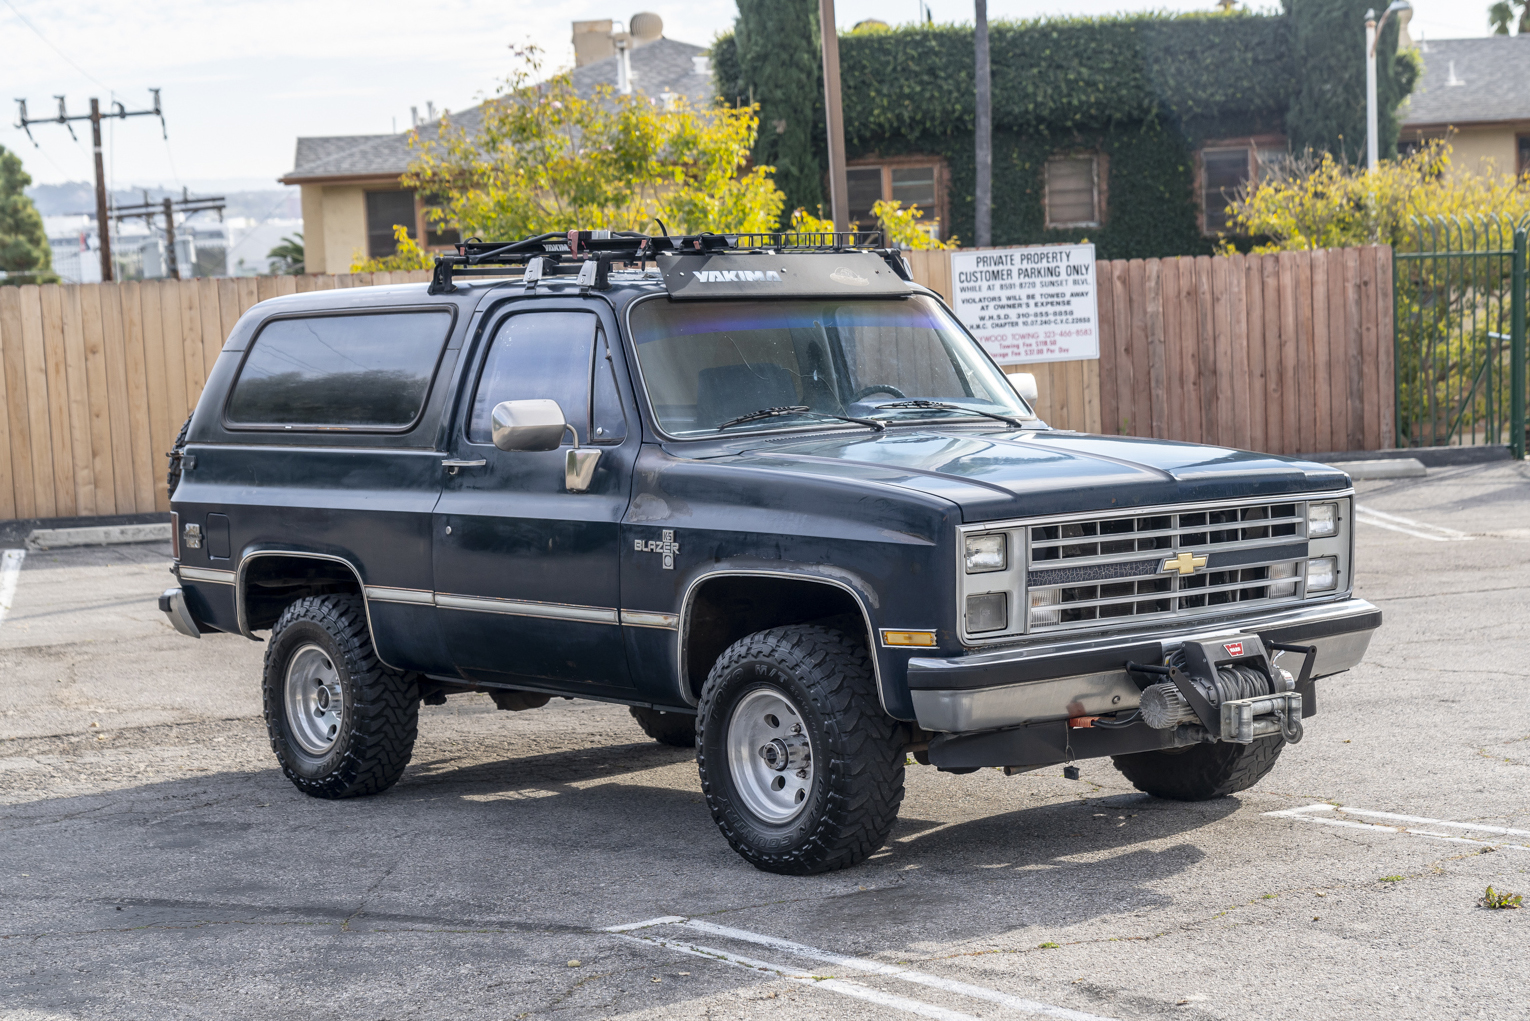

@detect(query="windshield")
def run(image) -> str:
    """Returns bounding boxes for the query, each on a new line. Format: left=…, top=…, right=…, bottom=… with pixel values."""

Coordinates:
left=627, top=296, right=1034, bottom=437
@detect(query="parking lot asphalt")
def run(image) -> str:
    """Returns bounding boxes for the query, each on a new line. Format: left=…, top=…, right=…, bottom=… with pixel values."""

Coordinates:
left=2, top=462, right=1528, bottom=1021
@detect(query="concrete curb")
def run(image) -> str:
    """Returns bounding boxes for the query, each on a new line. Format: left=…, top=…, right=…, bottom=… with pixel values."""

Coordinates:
left=1327, top=458, right=1427, bottom=480
left=26, top=523, right=172, bottom=550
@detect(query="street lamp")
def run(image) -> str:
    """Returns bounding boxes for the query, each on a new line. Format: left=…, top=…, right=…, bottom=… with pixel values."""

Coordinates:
left=1366, top=1, right=1411, bottom=170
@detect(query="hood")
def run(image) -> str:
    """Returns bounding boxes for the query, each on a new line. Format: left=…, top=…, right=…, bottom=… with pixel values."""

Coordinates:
left=723, top=428, right=1349, bottom=522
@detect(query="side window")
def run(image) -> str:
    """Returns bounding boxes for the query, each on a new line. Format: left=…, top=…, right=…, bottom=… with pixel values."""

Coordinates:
left=468, top=312, right=597, bottom=444
left=591, top=327, right=627, bottom=443
left=226, top=311, right=451, bottom=430
left=1201, top=148, right=1251, bottom=234
left=1044, top=155, right=1100, bottom=229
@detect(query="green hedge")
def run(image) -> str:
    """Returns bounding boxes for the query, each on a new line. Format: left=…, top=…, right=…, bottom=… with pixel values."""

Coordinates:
left=714, top=4, right=1413, bottom=258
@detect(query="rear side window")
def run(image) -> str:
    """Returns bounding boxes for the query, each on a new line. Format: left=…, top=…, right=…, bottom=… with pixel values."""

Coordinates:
left=227, top=311, right=451, bottom=429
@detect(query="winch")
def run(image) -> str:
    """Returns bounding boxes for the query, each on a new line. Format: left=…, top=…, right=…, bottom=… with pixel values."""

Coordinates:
left=1127, top=636, right=1314, bottom=745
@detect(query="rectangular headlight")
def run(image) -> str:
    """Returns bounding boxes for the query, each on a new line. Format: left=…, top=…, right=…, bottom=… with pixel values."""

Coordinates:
left=966, top=592, right=1008, bottom=633
left=1308, top=503, right=1338, bottom=538
left=964, top=533, right=1007, bottom=573
left=1306, top=556, right=1338, bottom=592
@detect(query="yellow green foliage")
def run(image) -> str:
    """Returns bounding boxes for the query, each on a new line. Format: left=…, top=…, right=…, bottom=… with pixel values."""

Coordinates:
left=351, top=224, right=435, bottom=273
left=1228, top=141, right=1530, bottom=253
left=402, top=48, right=784, bottom=241
left=785, top=202, right=954, bottom=250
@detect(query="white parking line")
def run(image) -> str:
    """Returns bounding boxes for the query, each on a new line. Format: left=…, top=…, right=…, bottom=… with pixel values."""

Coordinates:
left=1354, top=505, right=1473, bottom=542
left=606, top=916, right=1120, bottom=1021
left=1265, top=803, right=1530, bottom=851
left=0, top=549, right=24, bottom=627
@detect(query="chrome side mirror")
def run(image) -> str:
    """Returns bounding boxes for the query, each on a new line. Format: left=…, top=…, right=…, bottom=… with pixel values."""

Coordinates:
left=491, top=399, right=566, bottom=451
left=490, top=398, right=602, bottom=492
left=1006, top=371, right=1039, bottom=405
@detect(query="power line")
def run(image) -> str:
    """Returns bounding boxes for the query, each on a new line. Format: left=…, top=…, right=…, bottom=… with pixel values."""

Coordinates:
left=0, top=0, right=114, bottom=93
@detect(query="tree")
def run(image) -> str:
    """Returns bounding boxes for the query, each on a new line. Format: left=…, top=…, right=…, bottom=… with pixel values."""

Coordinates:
left=0, top=145, right=57, bottom=286
left=1489, top=1, right=1530, bottom=34
left=729, top=0, right=824, bottom=226
left=351, top=224, right=433, bottom=273
left=403, top=48, right=785, bottom=241
left=266, top=232, right=304, bottom=274
left=1284, top=0, right=1420, bottom=162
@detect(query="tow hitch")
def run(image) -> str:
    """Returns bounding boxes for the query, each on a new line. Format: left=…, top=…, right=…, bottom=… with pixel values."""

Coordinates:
left=1127, top=636, right=1315, bottom=745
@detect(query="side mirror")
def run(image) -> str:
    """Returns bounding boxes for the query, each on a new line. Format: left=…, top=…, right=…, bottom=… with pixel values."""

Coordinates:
left=1006, top=371, right=1039, bottom=405
left=491, top=399, right=567, bottom=451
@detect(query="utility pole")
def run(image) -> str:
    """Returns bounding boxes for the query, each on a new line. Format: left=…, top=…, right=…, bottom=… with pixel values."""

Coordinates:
left=819, top=0, right=849, bottom=233
left=975, top=0, right=992, bottom=248
left=107, top=188, right=224, bottom=280
left=162, top=198, right=179, bottom=279
left=15, top=90, right=167, bottom=282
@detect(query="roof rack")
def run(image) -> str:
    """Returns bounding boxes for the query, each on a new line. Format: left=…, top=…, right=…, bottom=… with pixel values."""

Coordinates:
left=426, top=228, right=905, bottom=295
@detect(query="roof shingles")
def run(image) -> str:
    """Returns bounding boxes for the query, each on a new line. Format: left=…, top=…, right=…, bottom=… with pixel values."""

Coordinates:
left=1402, top=36, right=1530, bottom=128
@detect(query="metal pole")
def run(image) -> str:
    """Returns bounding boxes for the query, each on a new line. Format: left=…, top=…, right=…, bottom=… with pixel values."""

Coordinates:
left=1512, top=227, right=1526, bottom=459
left=974, top=0, right=992, bottom=248
left=162, top=198, right=179, bottom=280
left=90, top=99, right=113, bottom=282
left=818, top=0, right=849, bottom=233
left=1365, top=11, right=1379, bottom=170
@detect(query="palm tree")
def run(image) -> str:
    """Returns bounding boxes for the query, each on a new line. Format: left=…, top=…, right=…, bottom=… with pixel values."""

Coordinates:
left=267, top=233, right=304, bottom=275
left=1490, top=0, right=1530, bottom=34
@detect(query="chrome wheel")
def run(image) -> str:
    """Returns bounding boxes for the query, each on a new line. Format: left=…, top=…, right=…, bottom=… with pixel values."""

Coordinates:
left=726, top=688, right=814, bottom=824
left=284, top=643, right=344, bottom=756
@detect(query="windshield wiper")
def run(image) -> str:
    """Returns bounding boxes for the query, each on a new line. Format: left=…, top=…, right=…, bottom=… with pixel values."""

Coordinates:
left=873, top=399, right=1026, bottom=428
left=717, top=405, right=885, bottom=432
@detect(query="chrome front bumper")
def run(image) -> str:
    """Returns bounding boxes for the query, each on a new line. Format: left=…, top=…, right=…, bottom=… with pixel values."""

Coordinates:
left=907, top=598, right=1380, bottom=733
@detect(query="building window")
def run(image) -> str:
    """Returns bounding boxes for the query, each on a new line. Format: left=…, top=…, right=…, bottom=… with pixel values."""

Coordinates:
left=1519, top=136, right=1530, bottom=177
left=1201, top=149, right=1250, bottom=234
left=1044, top=155, right=1101, bottom=229
left=365, top=189, right=417, bottom=258
left=842, top=158, right=947, bottom=239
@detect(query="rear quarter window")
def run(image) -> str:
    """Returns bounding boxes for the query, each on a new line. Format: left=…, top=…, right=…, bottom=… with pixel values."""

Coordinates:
left=226, top=310, right=452, bottom=430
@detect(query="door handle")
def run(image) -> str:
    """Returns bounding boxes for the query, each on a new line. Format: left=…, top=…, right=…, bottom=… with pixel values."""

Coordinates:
left=441, top=458, right=487, bottom=475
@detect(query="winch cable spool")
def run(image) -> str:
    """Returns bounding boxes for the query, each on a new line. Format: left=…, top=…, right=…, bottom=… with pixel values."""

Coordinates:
left=1130, top=644, right=1304, bottom=744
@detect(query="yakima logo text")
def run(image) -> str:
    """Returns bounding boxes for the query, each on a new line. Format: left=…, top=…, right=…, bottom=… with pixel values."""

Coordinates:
left=691, top=270, right=783, bottom=283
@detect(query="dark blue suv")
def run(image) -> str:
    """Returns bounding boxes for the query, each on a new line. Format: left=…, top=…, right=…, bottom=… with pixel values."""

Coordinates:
left=160, top=232, right=1379, bottom=873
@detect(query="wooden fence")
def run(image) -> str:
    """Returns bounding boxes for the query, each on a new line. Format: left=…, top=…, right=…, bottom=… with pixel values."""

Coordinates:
left=906, top=245, right=1394, bottom=455
left=0, top=247, right=1394, bottom=523
left=0, top=271, right=430, bottom=522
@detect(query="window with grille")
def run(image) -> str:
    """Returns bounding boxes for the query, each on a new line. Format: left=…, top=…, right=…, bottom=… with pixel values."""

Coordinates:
left=1044, top=156, right=1099, bottom=228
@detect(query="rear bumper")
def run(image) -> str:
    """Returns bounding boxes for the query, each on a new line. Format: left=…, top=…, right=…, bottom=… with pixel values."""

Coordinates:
left=158, top=587, right=202, bottom=639
left=907, top=598, right=1380, bottom=733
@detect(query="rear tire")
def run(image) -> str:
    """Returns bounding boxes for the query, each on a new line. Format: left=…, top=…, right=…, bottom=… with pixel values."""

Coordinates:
left=1111, top=737, right=1285, bottom=801
left=696, top=625, right=904, bottom=875
left=629, top=706, right=696, bottom=747
left=262, top=594, right=419, bottom=799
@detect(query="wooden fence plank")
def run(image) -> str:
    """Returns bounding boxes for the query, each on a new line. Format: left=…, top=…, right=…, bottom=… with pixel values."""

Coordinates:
left=1309, top=249, right=1333, bottom=452
left=59, top=286, right=97, bottom=515
left=1360, top=246, right=1383, bottom=450
left=198, top=278, right=223, bottom=382
left=179, top=280, right=207, bottom=409
left=1329, top=248, right=1352, bottom=453
left=1226, top=255, right=1250, bottom=450
left=1375, top=246, right=1395, bottom=449
left=237, top=276, right=260, bottom=314
left=0, top=288, right=29, bottom=518
left=1112, top=261, right=1135, bottom=434
left=1096, top=260, right=1120, bottom=435
left=1277, top=252, right=1300, bottom=455
left=120, top=282, right=157, bottom=512
left=99, top=284, right=138, bottom=512
left=1157, top=259, right=1182, bottom=440
left=1082, top=357, right=1102, bottom=433
left=39, top=285, right=77, bottom=517
left=218, top=277, right=241, bottom=351
left=0, top=294, right=14, bottom=520
left=1179, top=258, right=1202, bottom=444
left=18, top=286, right=57, bottom=517
left=1195, top=257, right=1217, bottom=443
left=139, top=281, right=173, bottom=511
left=1145, top=260, right=1167, bottom=437
left=1128, top=259, right=1151, bottom=437
left=157, top=280, right=190, bottom=436
left=77, top=284, right=115, bottom=515
left=1343, top=248, right=1364, bottom=451
left=1293, top=252, right=1317, bottom=452
left=1244, top=257, right=1267, bottom=454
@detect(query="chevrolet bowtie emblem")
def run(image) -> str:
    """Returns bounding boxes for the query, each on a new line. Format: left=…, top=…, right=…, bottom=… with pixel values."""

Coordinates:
left=1163, top=551, right=1208, bottom=576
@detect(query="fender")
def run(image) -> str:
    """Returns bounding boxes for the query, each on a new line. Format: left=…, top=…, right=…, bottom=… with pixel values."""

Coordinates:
left=234, top=548, right=399, bottom=669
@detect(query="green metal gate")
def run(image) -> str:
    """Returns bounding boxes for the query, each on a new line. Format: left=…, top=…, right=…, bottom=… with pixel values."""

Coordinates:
left=1394, top=216, right=1528, bottom=458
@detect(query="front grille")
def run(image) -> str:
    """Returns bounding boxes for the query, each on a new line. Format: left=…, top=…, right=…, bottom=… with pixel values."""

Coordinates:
left=1025, top=501, right=1308, bottom=633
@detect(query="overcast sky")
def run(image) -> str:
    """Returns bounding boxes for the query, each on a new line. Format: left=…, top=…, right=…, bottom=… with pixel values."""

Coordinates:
left=0, top=0, right=1496, bottom=192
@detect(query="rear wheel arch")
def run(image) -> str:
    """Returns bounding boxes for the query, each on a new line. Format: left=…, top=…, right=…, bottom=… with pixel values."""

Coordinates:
left=679, top=572, right=881, bottom=706
left=238, top=550, right=369, bottom=639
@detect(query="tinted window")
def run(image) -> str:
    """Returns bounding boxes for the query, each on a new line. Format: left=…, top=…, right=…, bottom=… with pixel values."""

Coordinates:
left=227, top=311, right=450, bottom=429
left=591, top=328, right=628, bottom=443
left=469, top=312, right=597, bottom=444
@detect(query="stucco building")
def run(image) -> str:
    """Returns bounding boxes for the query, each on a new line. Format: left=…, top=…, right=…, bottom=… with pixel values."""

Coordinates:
left=1400, top=35, right=1530, bottom=178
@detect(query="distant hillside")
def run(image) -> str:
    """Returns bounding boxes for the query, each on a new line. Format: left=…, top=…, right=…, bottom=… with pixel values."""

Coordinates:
left=26, top=182, right=300, bottom=221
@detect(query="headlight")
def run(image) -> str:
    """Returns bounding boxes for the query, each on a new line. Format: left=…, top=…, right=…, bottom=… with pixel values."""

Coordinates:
left=1267, top=561, right=1297, bottom=598
left=1028, top=588, right=1060, bottom=628
left=964, top=534, right=1007, bottom=573
left=1308, top=503, right=1338, bottom=538
left=1306, top=556, right=1337, bottom=592
left=966, top=592, right=1008, bottom=632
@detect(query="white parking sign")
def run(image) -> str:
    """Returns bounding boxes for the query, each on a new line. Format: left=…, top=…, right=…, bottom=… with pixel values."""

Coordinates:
left=948, top=244, right=1099, bottom=363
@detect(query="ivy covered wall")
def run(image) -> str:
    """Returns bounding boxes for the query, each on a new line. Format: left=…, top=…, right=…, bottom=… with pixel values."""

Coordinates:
left=713, top=3, right=1414, bottom=258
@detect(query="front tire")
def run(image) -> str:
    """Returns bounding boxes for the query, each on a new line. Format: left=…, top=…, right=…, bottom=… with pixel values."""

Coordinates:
left=696, top=625, right=904, bottom=875
left=262, top=595, right=419, bottom=799
left=1112, top=737, right=1285, bottom=801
